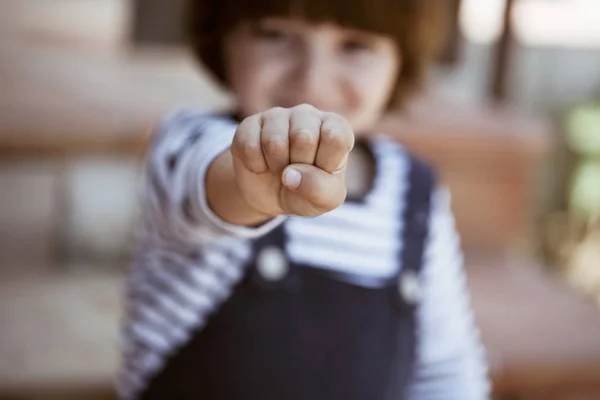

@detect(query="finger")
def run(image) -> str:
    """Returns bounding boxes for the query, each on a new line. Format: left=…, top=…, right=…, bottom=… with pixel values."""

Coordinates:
left=281, top=163, right=347, bottom=213
left=315, top=113, right=355, bottom=173
left=261, top=108, right=290, bottom=173
left=289, top=104, right=322, bottom=165
left=231, top=114, right=267, bottom=174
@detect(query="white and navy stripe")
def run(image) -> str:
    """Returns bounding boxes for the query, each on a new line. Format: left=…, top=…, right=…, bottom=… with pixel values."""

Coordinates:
left=118, top=109, right=490, bottom=400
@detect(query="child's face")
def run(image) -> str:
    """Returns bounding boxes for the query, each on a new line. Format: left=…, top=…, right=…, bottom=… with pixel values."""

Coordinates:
left=224, top=18, right=400, bottom=135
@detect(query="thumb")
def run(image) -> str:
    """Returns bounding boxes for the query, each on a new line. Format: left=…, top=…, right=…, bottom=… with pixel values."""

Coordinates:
left=281, top=163, right=347, bottom=212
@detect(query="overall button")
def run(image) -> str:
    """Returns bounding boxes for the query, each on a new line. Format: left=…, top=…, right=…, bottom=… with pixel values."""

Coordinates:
left=398, top=270, right=422, bottom=305
left=256, top=246, right=289, bottom=281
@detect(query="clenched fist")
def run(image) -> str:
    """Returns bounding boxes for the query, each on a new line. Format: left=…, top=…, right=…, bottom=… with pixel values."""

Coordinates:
left=230, top=104, right=355, bottom=218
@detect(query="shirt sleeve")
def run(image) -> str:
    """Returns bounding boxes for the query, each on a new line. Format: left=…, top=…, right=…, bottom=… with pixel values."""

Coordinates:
left=407, top=187, right=491, bottom=400
left=141, top=108, right=286, bottom=244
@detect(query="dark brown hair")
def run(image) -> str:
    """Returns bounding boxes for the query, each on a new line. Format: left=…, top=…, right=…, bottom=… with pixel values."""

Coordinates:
left=187, top=0, right=447, bottom=106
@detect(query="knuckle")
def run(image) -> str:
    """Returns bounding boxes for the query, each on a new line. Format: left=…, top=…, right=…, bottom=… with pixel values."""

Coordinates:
left=235, top=119, right=252, bottom=138
left=325, top=125, right=354, bottom=151
left=320, top=127, right=343, bottom=146
left=263, top=107, right=286, bottom=119
left=321, top=111, right=339, bottom=121
left=232, top=130, right=252, bottom=155
left=326, top=113, right=351, bottom=129
left=262, top=135, right=287, bottom=156
left=240, top=114, right=260, bottom=128
left=290, top=129, right=317, bottom=148
left=237, top=139, right=261, bottom=160
left=294, top=103, right=317, bottom=114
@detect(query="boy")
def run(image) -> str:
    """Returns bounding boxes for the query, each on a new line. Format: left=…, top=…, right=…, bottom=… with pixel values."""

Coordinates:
left=119, top=0, right=490, bottom=399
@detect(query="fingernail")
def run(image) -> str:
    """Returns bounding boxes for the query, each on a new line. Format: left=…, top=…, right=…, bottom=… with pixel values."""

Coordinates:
left=282, top=167, right=301, bottom=189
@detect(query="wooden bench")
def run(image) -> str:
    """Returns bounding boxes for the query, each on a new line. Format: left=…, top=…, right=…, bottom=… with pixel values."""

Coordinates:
left=467, top=257, right=600, bottom=399
left=0, top=41, right=229, bottom=159
left=2, top=260, right=600, bottom=400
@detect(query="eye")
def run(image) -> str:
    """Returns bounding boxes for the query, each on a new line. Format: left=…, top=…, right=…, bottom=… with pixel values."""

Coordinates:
left=340, top=38, right=374, bottom=54
left=253, top=25, right=292, bottom=43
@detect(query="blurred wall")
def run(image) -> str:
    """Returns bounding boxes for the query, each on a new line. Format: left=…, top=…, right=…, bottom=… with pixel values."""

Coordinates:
left=435, top=41, right=600, bottom=112
left=131, top=0, right=187, bottom=45
left=511, top=45, right=600, bottom=112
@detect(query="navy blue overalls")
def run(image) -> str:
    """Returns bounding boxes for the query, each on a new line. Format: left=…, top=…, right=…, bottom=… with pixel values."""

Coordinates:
left=140, top=155, right=436, bottom=400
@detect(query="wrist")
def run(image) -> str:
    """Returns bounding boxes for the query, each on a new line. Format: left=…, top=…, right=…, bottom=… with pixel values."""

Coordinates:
left=234, top=181, right=277, bottom=224
left=206, top=149, right=274, bottom=227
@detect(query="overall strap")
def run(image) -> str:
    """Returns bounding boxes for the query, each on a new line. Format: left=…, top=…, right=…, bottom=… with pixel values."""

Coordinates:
left=392, top=153, right=437, bottom=310
left=402, top=155, right=437, bottom=274
left=384, top=153, right=438, bottom=399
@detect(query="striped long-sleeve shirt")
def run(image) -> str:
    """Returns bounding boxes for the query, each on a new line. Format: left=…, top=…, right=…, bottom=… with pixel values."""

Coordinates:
left=118, top=108, right=491, bottom=400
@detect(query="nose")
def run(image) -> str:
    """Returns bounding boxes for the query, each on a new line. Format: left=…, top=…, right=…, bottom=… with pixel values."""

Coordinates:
left=286, top=41, right=341, bottom=111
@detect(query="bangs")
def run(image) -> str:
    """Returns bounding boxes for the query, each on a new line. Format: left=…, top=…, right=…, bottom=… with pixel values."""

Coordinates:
left=194, top=0, right=443, bottom=42
left=218, top=0, right=416, bottom=39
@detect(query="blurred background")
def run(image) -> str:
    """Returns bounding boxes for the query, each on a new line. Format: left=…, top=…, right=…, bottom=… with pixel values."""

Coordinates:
left=0, top=0, right=599, bottom=399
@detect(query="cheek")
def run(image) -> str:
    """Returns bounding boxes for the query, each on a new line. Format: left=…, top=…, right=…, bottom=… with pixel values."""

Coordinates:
left=343, top=59, right=399, bottom=130
left=227, top=46, right=290, bottom=116
left=359, top=59, right=398, bottom=109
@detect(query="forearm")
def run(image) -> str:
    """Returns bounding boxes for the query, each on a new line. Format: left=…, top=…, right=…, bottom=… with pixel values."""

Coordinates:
left=142, top=109, right=286, bottom=242
left=206, top=149, right=273, bottom=228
